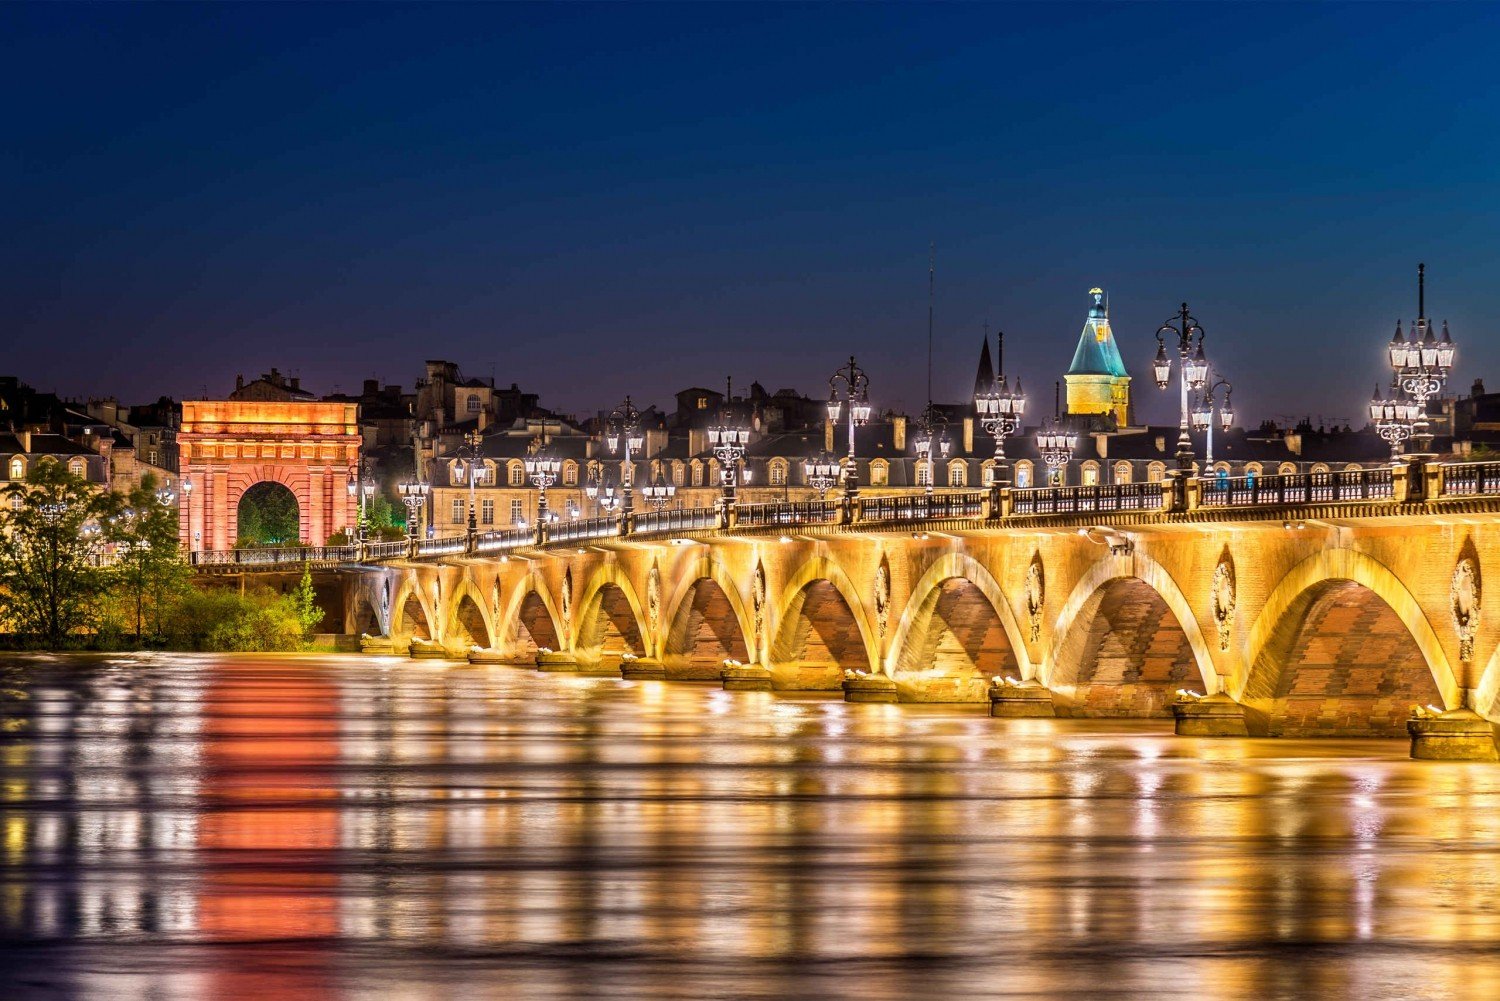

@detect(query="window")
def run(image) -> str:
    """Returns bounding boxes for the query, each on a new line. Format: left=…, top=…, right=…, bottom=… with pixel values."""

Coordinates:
left=696, top=397, right=708, bottom=410
left=508, top=462, right=524, bottom=486
left=563, top=461, right=578, bottom=487
left=9, top=457, right=23, bottom=480
left=1014, top=461, right=1032, bottom=489
left=691, top=461, right=704, bottom=487
left=69, top=458, right=86, bottom=477
left=451, top=498, right=464, bottom=523
left=1279, top=462, right=1297, bottom=476
left=148, top=450, right=158, bottom=466
left=481, top=499, right=494, bottom=525
left=510, top=499, right=524, bottom=525
left=671, top=461, right=684, bottom=487
left=982, top=462, right=995, bottom=487
left=916, top=464, right=931, bottom=487
left=948, top=462, right=967, bottom=488
left=466, top=396, right=481, bottom=414
left=769, top=459, right=788, bottom=486
left=1147, top=462, right=1166, bottom=483
left=1081, top=462, right=1099, bottom=486
left=1114, top=462, right=1132, bottom=485
left=1311, top=463, right=1330, bottom=475
left=870, top=459, right=889, bottom=487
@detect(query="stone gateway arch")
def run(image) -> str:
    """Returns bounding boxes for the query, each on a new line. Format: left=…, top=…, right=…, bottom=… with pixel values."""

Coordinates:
left=178, top=400, right=362, bottom=551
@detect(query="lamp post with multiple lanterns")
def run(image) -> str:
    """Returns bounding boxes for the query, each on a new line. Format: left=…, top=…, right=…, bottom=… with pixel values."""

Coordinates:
left=707, top=423, right=750, bottom=515
left=641, top=468, right=677, bottom=511
left=1153, top=303, right=1211, bottom=472
left=524, top=444, right=562, bottom=543
left=455, top=428, right=484, bottom=546
left=803, top=451, right=841, bottom=499
left=976, top=331, right=1025, bottom=487
left=913, top=405, right=950, bottom=497
left=1381, top=263, right=1456, bottom=458
left=1192, top=374, right=1235, bottom=467
left=605, top=397, right=644, bottom=517
left=346, top=461, right=377, bottom=547
left=827, top=357, right=872, bottom=498
left=397, top=481, right=429, bottom=546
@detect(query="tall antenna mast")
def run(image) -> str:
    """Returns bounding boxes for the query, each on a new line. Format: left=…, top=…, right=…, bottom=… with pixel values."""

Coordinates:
left=1418, top=261, right=1426, bottom=320
left=926, top=242, right=935, bottom=404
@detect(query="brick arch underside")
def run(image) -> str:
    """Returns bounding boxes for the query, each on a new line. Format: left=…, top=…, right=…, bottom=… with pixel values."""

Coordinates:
left=773, top=580, right=868, bottom=690
left=1243, top=580, right=1439, bottom=737
left=1051, top=578, right=1199, bottom=718
left=663, top=579, right=749, bottom=679
left=398, top=593, right=431, bottom=642
left=893, top=579, right=1017, bottom=702
left=448, top=594, right=491, bottom=650
left=574, top=584, right=644, bottom=669
left=505, top=591, right=560, bottom=659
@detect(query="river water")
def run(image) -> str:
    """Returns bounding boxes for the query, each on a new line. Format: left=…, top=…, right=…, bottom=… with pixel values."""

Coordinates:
left=2, top=654, right=1499, bottom=1000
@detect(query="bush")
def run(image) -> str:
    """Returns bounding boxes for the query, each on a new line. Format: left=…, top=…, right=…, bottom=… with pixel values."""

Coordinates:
left=161, top=587, right=307, bottom=652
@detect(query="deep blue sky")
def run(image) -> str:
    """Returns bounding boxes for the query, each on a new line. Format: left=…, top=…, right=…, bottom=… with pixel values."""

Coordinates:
left=4, top=2, right=1499, bottom=426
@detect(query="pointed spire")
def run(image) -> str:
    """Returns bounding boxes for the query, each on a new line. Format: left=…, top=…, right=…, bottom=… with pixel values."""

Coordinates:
left=1068, top=287, right=1129, bottom=378
left=973, top=331, right=995, bottom=399
left=1391, top=320, right=1404, bottom=345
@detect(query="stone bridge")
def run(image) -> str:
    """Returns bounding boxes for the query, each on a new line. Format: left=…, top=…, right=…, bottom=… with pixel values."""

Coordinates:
left=323, top=461, right=1500, bottom=760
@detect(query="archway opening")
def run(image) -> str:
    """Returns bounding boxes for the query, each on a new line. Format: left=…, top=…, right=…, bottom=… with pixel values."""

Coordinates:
left=894, top=578, right=1016, bottom=702
left=510, top=590, right=560, bottom=658
left=773, top=579, right=868, bottom=690
left=237, top=481, right=300, bottom=547
left=399, top=593, right=431, bottom=642
left=451, top=594, right=490, bottom=650
left=1052, top=577, right=1201, bottom=717
left=575, top=583, right=644, bottom=669
left=1245, top=580, right=1440, bottom=737
left=663, top=578, right=749, bottom=679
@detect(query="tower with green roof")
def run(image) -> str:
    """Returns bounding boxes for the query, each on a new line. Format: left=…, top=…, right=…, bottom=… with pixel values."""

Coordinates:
left=1065, top=287, right=1132, bottom=427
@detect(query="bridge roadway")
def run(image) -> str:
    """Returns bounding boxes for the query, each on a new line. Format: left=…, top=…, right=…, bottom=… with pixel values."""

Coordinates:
left=206, top=461, right=1500, bottom=759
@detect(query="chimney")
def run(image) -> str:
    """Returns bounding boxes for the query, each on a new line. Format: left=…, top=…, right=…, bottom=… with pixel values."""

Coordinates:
left=290, top=376, right=301, bottom=391
left=962, top=417, right=974, bottom=454
left=236, top=375, right=244, bottom=391
left=1474, top=378, right=1486, bottom=398
left=892, top=415, right=906, bottom=451
left=19, top=430, right=30, bottom=453
left=824, top=418, right=834, bottom=453
left=477, top=409, right=489, bottom=431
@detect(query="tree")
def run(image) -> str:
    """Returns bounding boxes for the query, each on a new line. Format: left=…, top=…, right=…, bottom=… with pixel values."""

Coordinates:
left=0, top=459, right=113, bottom=647
left=237, top=482, right=300, bottom=547
left=105, top=473, right=192, bottom=642
left=291, top=563, right=325, bottom=638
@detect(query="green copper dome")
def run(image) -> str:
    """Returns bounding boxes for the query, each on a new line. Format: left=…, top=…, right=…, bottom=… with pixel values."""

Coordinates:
left=1067, top=288, right=1130, bottom=379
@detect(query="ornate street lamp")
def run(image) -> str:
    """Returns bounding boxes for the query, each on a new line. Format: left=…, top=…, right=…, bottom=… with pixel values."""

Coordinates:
left=1370, top=384, right=1423, bottom=462
left=641, top=468, right=676, bottom=511
left=606, top=397, right=645, bottom=515
left=457, top=428, right=484, bottom=542
left=1384, top=263, right=1456, bottom=456
left=827, top=357, right=872, bottom=497
left=523, top=443, right=562, bottom=531
left=1035, top=420, right=1077, bottom=487
left=1192, top=374, right=1235, bottom=466
left=803, top=451, right=842, bottom=499
left=397, top=481, right=430, bottom=541
left=707, top=423, right=750, bottom=509
left=975, top=331, right=1025, bottom=486
left=1154, top=303, right=1211, bottom=471
left=913, top=405, right=950, bottom=497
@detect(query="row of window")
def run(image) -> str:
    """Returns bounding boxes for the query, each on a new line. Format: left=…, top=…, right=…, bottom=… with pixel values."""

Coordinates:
left=451, top=497, right=525, bottom=525
left=7, top=456, right=89, bottom=480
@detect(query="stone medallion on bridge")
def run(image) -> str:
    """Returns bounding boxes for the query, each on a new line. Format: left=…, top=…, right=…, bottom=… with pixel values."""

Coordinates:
left=178, top=400, right=361, bottom=551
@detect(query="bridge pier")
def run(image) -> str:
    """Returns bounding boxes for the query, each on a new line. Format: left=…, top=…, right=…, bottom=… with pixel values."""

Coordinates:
left=988, top=679, right=1056, bottom=717
left=842, top=673, right=898, bottom=703
left=537, top=650, right=581, bottom=672
left=620, top=655, right=667, bottom=680
left=721, top=662, right=773, bottom=691
left=1407, top=708, right=1500, bottom=761
left=1171, top=692, right=1249, bottom=737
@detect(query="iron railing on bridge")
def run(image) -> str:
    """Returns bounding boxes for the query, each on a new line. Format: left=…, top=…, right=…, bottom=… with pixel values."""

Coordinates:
left=736, top=499, right=840, bottom=528
left=633, top=507, right=719, bottom=536
left=1197, top=468, right=1394, bottom=507
left=1440, top=461, right=1500, bottom=498
left=1011, top=482, right=1163, bottom=516
left=190, top=544, right=358, bottom=568
left=474, top=527, right=534, bottom=554
left=858, top=491, right=987, bottom=523
left=549, top=516, right=621, bottom=544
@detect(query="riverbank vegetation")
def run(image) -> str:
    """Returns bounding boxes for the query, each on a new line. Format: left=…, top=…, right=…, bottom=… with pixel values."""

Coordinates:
left=0, top=461, right=326, bottom=651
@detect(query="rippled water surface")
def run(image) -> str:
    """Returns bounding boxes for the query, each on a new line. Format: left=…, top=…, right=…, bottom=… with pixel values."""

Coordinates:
left=3, top=653, right=1500, bottom=1000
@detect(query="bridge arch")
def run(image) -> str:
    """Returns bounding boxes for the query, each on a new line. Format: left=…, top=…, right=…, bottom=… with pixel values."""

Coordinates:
left=350, top=592, right=383, bottom=637
left=1237, top=548, right=1460, bottom=736
left=495, top=574, right=565, bottom=659
left=390, top=576, right=436, bottom=644
left=1044, top=553, right=1217, bottom=715
left=884, top=552, right=1029, bottom=701
left=660, top=556, right=755, bottom=677
left=769, top=554, right=879, bottom=688
left=445, top=578, right=496, bottom=651
left=572, top=563, right=651, bottom=668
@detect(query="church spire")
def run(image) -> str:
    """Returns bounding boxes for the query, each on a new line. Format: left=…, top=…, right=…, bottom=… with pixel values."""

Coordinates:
left=973, top=327, right=995, bottom=400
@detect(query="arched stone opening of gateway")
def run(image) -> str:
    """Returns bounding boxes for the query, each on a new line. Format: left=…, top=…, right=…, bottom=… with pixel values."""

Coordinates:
left=398, top=592, right=432, bottom=642
left=449, top=594, right=491, bottom=650
left=574, top=583, right=645, bottom=670
left=1243, top=580, right=1440, bottom=737
left=771, top=579, right=870, bottom=690
left=237, top=481, right=300, bottom=547
left=663, top=578, right=750, bottom=679
left=1050, top=577, right=1203, bottom=717
left=892, top=578, right=1016, bottom=702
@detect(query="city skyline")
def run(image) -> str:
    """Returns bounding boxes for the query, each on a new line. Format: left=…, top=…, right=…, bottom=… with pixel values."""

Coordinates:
left=4, top=4, right=1498, bottom=422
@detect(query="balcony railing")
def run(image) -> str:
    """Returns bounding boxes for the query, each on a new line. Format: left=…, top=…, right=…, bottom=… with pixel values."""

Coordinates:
left=1198, top=468, right=1394, bottom=508
left=1440, top=461, right=1500, bottom=498
left=1011, top=481, right=1164, bottom=515
left=736, top=500, right=839, bottom=528
left=633, top=507, right=718, bottom=536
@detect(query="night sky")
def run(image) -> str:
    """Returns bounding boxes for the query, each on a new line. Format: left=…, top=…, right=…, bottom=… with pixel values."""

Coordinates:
left=5, top=2, right=1499, bottom=426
